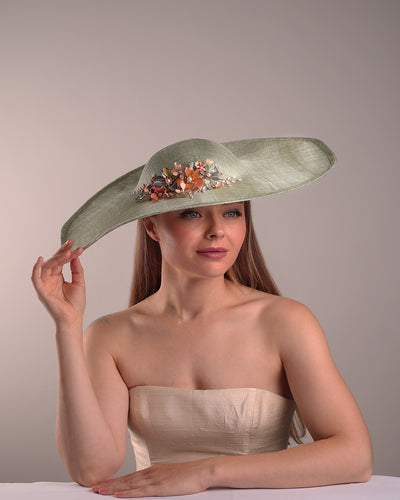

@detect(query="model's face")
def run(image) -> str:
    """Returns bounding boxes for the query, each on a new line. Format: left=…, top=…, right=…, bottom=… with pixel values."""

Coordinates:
left=145, top=202, right=246, bottom=278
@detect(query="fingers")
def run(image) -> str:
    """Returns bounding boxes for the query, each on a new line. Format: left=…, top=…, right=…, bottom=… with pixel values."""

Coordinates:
left=70, top=249, right=85, bottom=286
left=93, top=474, right=149, bottom=496
left=55, top=239, right=73, bottom=256
left=92, top=471, right=140, bottom=494
left=51, top=241, right=82, bottom=268
left=32, top=240, right=84, bottom=282
left=114, top=485, right=157, bottom=498
left=31, top=256, right=44, bottom=290
left=42, top=251, right=70, bottom=278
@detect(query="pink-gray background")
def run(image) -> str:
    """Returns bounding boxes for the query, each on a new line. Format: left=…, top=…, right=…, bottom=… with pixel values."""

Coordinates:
left=1, top=0, right=399, bottom=482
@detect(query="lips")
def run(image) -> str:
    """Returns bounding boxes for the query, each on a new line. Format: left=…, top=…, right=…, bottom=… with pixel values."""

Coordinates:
left=196, top=247, right=228, bottom=259
left=197, top=247, right=228, bottom=253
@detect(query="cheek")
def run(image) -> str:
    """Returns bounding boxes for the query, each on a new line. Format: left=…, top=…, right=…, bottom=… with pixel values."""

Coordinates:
left=158, top=223, right=194, bottom=257
left=235, top=221, right=247, bottom=247
left=163, top=225, right=187, bottom=244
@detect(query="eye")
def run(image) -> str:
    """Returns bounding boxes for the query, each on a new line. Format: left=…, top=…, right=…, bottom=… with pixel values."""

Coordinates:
left=181, top=210, right=201, bottom=219
left=225, top=209, right=243, bottom=218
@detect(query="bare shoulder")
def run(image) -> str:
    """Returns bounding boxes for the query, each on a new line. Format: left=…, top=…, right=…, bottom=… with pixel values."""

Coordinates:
left=233, top=285, right=323, bottom=336
left=86, top=310, right=127, bottom=334
left=256, top=294, right=327, bottom=353
left=83, top=307, right=142, bottom=355
left=260, top=294, right=320, bottom=324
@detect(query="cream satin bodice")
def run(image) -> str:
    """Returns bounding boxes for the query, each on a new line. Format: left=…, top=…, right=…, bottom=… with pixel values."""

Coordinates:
left=128, top=385, right=296, bottom=471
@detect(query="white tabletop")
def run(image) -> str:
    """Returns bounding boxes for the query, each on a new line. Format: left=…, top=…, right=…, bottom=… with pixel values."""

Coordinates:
left=1, top=476, right=399, bottom=499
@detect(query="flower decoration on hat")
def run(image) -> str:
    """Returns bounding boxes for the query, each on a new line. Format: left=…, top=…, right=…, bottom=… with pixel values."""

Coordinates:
left=134, top=159, right=241, bottom=201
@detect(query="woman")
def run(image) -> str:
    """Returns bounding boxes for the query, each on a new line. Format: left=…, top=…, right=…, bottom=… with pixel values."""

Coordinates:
left=32, top=138, right=373, bottom=498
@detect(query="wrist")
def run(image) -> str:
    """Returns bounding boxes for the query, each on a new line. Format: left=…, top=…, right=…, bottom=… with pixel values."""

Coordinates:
left=201, top=456, right=223, bottom=489
left=54, top=315, right=83, bottom=330
left=55, top=320, right=84, bottom=342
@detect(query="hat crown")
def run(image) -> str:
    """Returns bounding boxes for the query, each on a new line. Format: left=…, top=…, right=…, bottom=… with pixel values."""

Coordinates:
left=137, top=138, right=242, bottom=189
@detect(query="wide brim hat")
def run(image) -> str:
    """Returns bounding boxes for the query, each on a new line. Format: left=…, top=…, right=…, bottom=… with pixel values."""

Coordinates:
left=61, top=137, right=336, bottom=250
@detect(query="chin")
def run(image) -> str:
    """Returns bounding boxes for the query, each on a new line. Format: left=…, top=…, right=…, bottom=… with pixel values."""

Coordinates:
left=190, top=265, right=232, bottom=280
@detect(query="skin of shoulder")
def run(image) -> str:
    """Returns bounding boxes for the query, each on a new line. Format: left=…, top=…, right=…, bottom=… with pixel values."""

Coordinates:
left=83, top=311, right=134, bottom=358
left=260, top=296, right=325, bottom=351
left=259, top=296, right=339, bottom=408
left=88, top=307, right=145, bottom=331
left=262, top=296, right=336, bottom=390
left=83, top=305, right=155, bottom=368
left=83, top=295, right=178, bottom=361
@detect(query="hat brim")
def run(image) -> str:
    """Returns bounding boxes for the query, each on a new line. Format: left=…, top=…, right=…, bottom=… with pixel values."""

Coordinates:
left=61, top=137, right=336, bottom=250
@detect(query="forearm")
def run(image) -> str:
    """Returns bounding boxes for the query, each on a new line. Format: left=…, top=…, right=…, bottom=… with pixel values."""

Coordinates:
left=55, top=324, right=120, bottom=484
left=207, top=436, right=373, bottom=490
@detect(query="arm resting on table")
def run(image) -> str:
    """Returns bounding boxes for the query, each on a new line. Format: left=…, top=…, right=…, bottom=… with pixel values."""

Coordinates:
left=206, top=299, right=373, bottom=489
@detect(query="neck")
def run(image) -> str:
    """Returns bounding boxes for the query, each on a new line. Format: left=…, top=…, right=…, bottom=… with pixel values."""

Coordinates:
left=154, top=264, right=237, bottom=321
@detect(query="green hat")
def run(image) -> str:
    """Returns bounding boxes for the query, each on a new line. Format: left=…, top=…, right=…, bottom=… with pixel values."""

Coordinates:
left=61, top=137, right=336, bottom=250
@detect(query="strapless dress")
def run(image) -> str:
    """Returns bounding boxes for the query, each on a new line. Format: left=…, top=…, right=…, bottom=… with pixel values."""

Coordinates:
left=128, top=385, right=296, bottom=471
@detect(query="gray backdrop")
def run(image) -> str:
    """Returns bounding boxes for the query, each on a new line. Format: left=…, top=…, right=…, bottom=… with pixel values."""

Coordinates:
left=1, top=0, right=399, bottom=482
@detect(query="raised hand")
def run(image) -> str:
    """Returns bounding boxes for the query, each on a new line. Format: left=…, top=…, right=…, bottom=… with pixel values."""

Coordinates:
left=31, top=240, right=86, bottom=327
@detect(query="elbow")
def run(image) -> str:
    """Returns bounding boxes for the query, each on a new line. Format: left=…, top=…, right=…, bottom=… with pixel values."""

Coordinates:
left=67, top=462, right=121, bottom=487
left=72, top=469, right=114, bottom=488
left=357, top=452, right=374, bottom=483
left=348, top=437, right=374, bottom=483
left=328, top=432, right=374, bottom=484
left=57, top=444, right=124, bottom=487
left=354, top=462, right=373, bottom=484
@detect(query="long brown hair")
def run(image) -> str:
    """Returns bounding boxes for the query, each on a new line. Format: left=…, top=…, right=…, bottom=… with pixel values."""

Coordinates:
left=129, top=200, right=306, bottom=444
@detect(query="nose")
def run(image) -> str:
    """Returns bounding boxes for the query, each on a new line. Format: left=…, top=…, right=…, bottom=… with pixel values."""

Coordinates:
left=204, top=215, right=224, bottom=240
